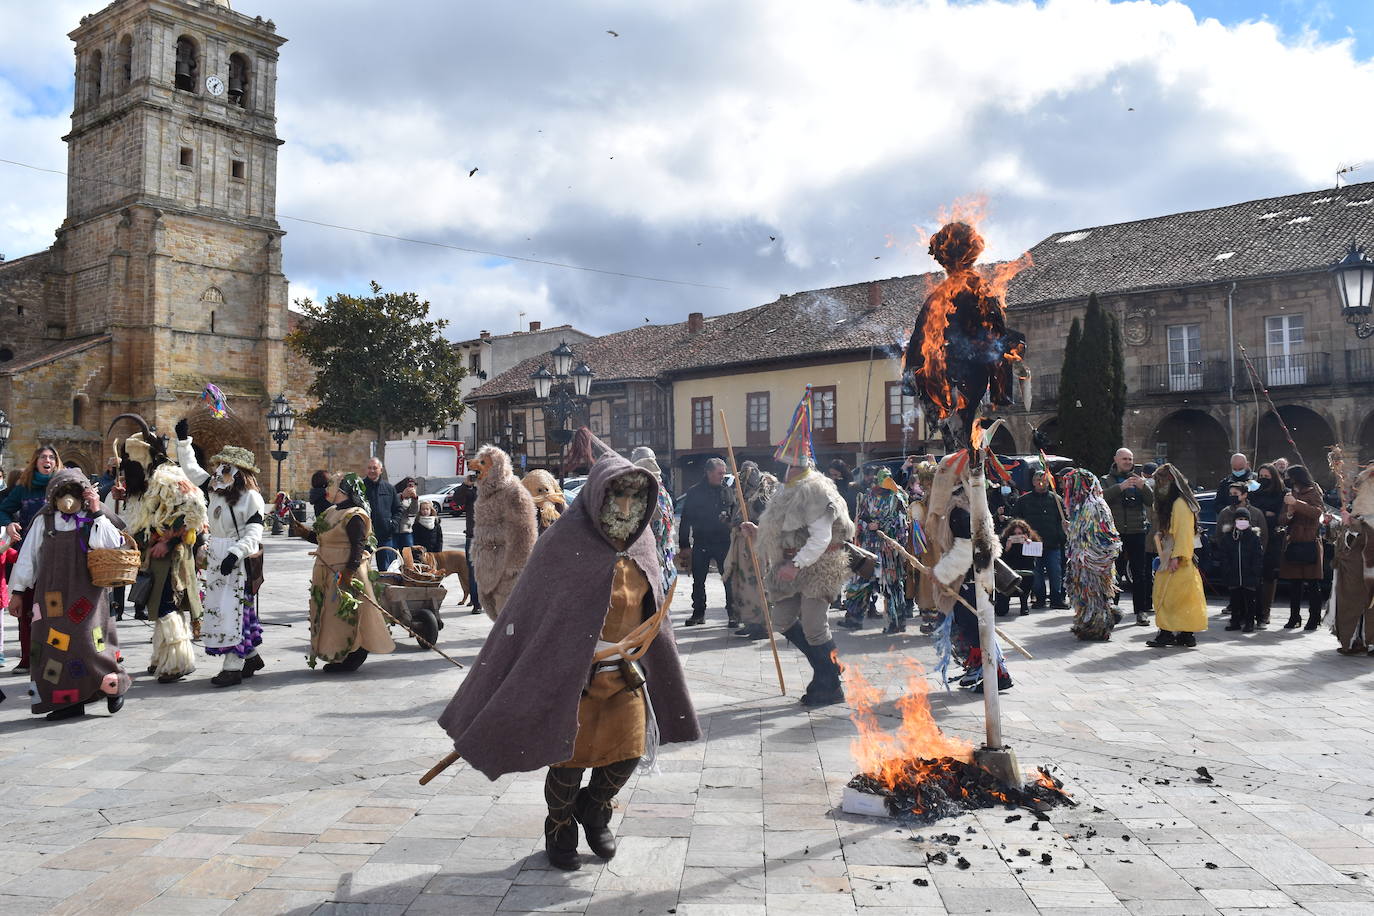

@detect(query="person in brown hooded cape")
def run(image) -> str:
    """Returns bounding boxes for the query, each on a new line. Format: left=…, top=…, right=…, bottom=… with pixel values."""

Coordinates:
left=437, top=446, right=700, bottom=872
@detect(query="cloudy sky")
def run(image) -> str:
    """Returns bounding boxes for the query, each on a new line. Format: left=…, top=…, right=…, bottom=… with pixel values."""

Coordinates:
left=2, top=0, right=1373, bottom=341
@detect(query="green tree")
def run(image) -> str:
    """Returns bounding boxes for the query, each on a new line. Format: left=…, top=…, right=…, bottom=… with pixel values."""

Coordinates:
left=287, top=282, right=466, bottom=446
left=1057, top=294, right=1119, bottom=472
left=1107, top=310, right=1126, bottom=450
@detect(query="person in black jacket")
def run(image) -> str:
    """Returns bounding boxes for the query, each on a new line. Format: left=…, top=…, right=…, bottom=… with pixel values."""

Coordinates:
left=1213, top=481, right=1266, bottom=633
left=1249, top=463, right=1286, bottom=628
left=1213, top=453, right=1256, bottom=509
left=363, top=457, right=405, bottom=570
left=827, top=459, right=860, bottom=519
left=308, top=469, right=332, bottom=520
left=678, top=458, right=735, bottom=626
left=454, top=474, right=480, bottom=613
left=413, top=499, right=445, bottom=555
left=1012, top=471, right=1067, bottom=609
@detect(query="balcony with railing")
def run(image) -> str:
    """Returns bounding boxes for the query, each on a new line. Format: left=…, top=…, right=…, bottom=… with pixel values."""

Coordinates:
left=1138, top=360, right=1229, bottom=395
left=1346, top=348, right=1374, bottom=383
left=1034, top=372, right=1059, bottom=404
left=1242, top=352, right=1331, bottom=388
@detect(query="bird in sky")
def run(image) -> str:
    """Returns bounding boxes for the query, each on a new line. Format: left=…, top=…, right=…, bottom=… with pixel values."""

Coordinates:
left=469, top=167, right=479, bottom=177
left=607, top=30, right=619, bottom=37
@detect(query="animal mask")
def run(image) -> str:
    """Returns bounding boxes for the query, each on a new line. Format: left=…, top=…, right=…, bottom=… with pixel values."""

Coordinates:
left=1354, top=466, right=1374, bottom=520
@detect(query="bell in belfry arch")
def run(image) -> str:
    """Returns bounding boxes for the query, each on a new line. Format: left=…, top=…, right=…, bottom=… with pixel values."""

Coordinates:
left=175, top=55, right=192, bottom=83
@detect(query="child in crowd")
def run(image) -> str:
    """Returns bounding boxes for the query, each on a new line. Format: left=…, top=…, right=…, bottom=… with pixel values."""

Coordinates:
left=995, top=519, right=1039, bottom=617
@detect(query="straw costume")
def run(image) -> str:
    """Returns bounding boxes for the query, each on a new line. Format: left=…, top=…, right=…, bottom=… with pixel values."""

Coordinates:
left=10, top=469, right=131, bottom=720
left=438, top=443, right=699, bottom=872
left=176, top=434, right=267, bottom=687
left=723, top=460, right=776, bottom=638
left=1062, top=469, right=1122, bottom=641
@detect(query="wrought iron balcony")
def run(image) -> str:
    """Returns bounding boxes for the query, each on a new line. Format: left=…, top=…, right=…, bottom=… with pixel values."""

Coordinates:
left=1240, top=352, right=1331, bottom=388
left=1034, top=372, right=1060, bottom=403
left=1138, top=360, right=1229, bottom=395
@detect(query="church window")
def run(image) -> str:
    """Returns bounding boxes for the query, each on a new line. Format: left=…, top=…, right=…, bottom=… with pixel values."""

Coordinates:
left=228, top=53, right=250, bottom=108
left=116, top=35, right=132, bottom=92
left=230, top=159, right=245, bottom=180
left=88, top=49, right=103, bottom=102
left=72, top=398, right=83, bottom=426
left=179, top=146, right=193, bottom=168
left=174, top=35, right=199, bottom=92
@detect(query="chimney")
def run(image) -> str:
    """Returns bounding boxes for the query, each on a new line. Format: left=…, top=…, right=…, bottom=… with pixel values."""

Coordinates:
left=479, top=330, right=491, bottom=340
left=529, top=320, right=541, bottom=332
left=867, top=281, right=881, bottom=309
left=687, top=312, right=704, bottom=333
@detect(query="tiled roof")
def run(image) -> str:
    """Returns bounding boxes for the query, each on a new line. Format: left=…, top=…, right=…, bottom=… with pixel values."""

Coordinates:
left=0, top=334, right=110, bottom=375
left=467, top=274, right=945, bottom=399
left=1006, top=180, right=1374, bottom=306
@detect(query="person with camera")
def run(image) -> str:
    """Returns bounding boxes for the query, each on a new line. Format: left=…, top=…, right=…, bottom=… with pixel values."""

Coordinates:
left=1102, top=448, right=1154, bottom=627
left=1011, top=470, right=1067, bottom=611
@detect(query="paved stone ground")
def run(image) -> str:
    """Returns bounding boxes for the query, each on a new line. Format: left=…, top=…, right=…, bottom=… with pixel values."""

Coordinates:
left=2, top=529, right=1373, bottom=915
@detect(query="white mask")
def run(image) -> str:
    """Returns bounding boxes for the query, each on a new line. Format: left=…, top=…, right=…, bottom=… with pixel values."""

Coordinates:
left=417, top=516, right=436, bottom=529
left=1235, top=518, right=1250, bottom=530
left=56, top=494, right=81, bottom=515
left=211, top=464, right=236, bottom=491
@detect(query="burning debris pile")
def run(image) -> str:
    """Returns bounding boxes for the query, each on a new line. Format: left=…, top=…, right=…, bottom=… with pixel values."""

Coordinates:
left=842, top=663, right=1074, bottom=823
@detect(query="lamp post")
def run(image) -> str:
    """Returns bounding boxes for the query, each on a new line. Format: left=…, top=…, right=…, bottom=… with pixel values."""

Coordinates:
left=266, top=393, right=296, bottom=533
left=529, top=343, right=594, bottom=474
left=0, top=408, right=10, bottom=474
left=1331, top=242, right=1374, bottom=339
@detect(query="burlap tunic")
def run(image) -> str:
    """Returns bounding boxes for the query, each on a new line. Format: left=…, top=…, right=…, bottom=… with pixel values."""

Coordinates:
left=561, top=556, right=649, bottom=768
left=29, top=514, right=131, bottom=712
left=307, top=507, right=395, bottom=664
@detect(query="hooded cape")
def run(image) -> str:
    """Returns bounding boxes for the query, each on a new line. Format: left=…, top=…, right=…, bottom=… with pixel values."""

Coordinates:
left=438, top=450, right=700, bottom=779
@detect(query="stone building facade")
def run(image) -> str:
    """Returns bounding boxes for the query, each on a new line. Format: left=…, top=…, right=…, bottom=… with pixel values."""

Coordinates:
left=0, top=0, right=371, bottom=492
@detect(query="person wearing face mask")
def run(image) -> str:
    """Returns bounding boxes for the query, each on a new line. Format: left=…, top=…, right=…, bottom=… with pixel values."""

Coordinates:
left=1214, top=453, right=1257, bottom=509
left=293, top=472, right=396, bottom=672
left=175, top=434, right=267, bottom=687
left=438, top=441, right=699, bottom=873
left=1212, top=481, right=1267, bottom=633
left=1249, top=463, right=1287, bottom=628
left=8, top=469, right=131, bottom=719
left=0, top=445, right=62, bottom=674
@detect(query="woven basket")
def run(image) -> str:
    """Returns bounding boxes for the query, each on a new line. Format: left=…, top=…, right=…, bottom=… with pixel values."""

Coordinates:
left=88, top=530, right=142, bottom=588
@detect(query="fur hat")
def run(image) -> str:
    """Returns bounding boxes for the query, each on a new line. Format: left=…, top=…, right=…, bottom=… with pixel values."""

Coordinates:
left=208, top=445, right=259, bottom=475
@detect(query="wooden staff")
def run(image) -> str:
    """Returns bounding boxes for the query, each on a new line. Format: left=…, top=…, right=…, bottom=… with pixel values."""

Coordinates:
left=875, top=530, right=1034, bottom=661
left=421, top=579, right=682, bottom=786
left=719, top=410, right=787, bottom=696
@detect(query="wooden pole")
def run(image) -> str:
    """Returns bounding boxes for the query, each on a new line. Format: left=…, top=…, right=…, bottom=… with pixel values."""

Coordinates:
left=718, top=410, right=787, bottom=696
left=966, top=461, right=1003, bottom=750
left=873, top=531, right=1033, bottom=660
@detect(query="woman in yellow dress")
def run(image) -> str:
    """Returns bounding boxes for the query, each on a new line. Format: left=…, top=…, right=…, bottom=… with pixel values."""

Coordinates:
left=1146, top=463, right=1208, bottom=648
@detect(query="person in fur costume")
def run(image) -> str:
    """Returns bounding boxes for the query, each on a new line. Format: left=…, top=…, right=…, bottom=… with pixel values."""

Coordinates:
left=106, top=422, right=207, bottom=683
left=1334, top=466, right=1374, bottom=655
left=175, top=427, right=267, bottom=687
left=522, top=469, right=567, bottom=534
left=10, top=469, right=132, bottom=719
left=470, top=445, right=536, bottom=620
left=438, top=448, right=699, bottom=872
left=725, top=460, right=777, bottom=641
left=908, top=459, right=943, bottom=634
left=745, top=409, right=854, bottom=706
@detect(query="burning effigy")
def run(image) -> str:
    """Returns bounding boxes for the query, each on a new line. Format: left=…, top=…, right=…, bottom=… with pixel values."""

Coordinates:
left=840, top=663, right=1074, bottom=823
left=903, top=220, right=1027, bottom=452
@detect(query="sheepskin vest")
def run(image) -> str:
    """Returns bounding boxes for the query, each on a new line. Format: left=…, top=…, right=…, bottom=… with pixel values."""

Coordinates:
left=757, top=470, right=855, bottom=599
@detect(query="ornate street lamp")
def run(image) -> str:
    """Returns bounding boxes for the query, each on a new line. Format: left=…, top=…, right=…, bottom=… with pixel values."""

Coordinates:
left=1331, top=242, right=1374, bottom=339
left=266, top=393, right=296, bottom=532
left=0, top=407, right=10, bottom=460
left=529, top=344, right=596, bottom=470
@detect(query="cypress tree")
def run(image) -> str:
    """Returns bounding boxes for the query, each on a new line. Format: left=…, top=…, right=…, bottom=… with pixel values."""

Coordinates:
left=1107, top=310, right=1126, bottom=455
left=1058, top=294, right=1118, bottom=472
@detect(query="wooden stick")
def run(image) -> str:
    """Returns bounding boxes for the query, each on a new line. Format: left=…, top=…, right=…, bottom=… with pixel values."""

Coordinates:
left=874, top=530, right=1035, bottom=661
left=419, top=749, right=461, bottom=785
left=719, top=410, right=787, bottom=696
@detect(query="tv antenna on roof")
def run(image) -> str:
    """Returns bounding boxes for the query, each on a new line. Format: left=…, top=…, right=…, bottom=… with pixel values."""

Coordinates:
left=1337, top=163, right=1363, bottom=188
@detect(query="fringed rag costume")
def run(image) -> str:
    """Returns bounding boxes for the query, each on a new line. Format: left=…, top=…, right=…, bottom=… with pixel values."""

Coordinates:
left=177, top=438, right=267, bottom=684
left=437, top=451, right=698, bottom=871
left=106, top=430, right=207, bottom=682
left=843, top=468, right=912, bottom=632
left=1062, top=469, right=1122, bottom=641
left=10, top=469, right=131, bottom=718
left=722, top=461, right=776, bottom=631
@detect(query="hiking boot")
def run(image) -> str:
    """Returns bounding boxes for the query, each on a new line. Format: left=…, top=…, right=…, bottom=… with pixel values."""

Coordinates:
left=1177, top=632, right=1197, bottom=648
left=1145, top=630, right=1177, bottom=648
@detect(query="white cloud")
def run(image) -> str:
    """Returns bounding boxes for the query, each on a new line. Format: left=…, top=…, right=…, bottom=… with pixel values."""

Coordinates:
left=2, top=0, right=1373, bottom=339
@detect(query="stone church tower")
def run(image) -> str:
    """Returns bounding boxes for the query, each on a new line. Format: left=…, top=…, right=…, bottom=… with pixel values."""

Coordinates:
left=0, top=0, right=370, bottom=487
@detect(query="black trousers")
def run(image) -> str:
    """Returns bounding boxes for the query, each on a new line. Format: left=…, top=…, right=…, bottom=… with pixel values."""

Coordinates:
left=1120, top=533, right=1152, bottom=616
left=463, top=535, right=480, bottom=608
left=689, top=538, right=733, bottom=617
left=1227, top=587, right=1258, bottom=628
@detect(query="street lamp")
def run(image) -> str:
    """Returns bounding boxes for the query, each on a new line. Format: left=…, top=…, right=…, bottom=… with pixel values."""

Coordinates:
left=529, top=343, right=596, bottom=470
left=266, top=393, right=296, bottom=532
left=1331, top=242, right=1374, bottom=339
left=0, top=407, right=10, bottom=459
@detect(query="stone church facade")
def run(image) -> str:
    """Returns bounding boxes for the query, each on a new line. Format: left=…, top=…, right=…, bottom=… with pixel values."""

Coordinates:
left=0, top=0, right=371, bottom=491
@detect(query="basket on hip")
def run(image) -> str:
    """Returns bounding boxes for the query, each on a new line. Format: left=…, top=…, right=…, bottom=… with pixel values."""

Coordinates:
left=88, top=530, right=142, bottom=588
